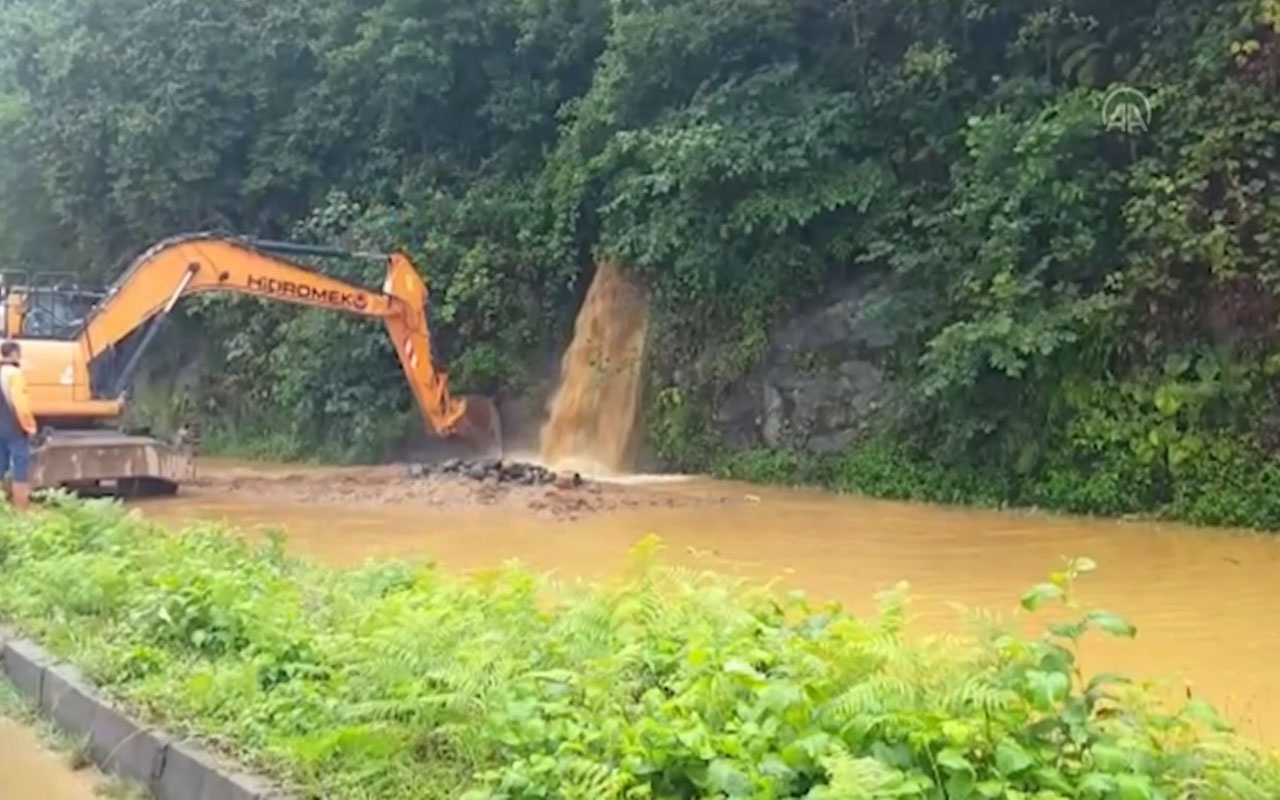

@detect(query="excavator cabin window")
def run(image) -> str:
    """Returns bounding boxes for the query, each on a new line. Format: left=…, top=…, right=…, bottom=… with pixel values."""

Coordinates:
left=0, top=271, right=104, bottom=340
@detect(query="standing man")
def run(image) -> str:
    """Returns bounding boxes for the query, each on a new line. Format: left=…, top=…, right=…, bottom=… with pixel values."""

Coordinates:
left=0, top=341, right=36, bottom=510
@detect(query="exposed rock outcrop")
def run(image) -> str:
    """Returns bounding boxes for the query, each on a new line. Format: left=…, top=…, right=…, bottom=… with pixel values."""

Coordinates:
left=713, top=277, right=898, bottom=455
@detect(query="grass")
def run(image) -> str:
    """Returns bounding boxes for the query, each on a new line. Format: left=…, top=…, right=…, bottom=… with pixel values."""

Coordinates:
left=0, top=494, right=1278, bottom=799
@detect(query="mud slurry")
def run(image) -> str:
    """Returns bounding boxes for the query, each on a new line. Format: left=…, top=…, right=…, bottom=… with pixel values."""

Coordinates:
left=0, top=720, right=99, bottom=800
left=187, top=459, right=724, bottom=522
left=0, top=680, right=107, bottom=800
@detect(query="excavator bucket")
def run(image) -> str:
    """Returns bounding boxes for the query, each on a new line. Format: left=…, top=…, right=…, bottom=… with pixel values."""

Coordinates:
left=454, top=395, right=503, bottom=457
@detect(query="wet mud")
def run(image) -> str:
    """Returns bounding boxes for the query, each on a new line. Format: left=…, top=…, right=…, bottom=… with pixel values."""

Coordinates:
left=185, top=459, right=725, bottom=521
left=0, top=718, right=101, bottom=800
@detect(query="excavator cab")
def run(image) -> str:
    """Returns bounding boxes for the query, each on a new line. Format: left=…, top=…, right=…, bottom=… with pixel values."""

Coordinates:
left=0, top=235, right=503, bottom=495
left=1, top=271, right=102, bottom=340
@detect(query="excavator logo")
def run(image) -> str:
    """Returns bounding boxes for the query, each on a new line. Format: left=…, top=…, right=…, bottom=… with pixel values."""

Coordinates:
left=246, top=275, right=369, bottom=311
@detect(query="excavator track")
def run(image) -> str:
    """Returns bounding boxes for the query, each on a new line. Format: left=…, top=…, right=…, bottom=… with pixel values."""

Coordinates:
left=31, top=430, right=195, bottom=496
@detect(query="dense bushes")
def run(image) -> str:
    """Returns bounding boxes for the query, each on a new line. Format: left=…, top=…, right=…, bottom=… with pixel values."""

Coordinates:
left=716, top=430, right=1280, bottom=530
left=3, top=497, right=1280, bottom=799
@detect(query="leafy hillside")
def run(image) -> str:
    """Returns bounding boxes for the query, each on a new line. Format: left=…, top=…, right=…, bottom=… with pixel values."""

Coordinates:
left=2, top=1, right=1280, bottom=524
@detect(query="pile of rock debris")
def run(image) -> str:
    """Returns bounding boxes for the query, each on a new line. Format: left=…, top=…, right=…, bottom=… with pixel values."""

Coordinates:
left=406, top=458, right=583, bottom=489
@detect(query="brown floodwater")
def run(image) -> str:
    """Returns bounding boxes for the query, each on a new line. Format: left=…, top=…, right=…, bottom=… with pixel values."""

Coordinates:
left=134, top=460, right=1280, bottom=747
left=539, top=262, right=649, bottom=474
left=0, top=718, right=101, bottom=800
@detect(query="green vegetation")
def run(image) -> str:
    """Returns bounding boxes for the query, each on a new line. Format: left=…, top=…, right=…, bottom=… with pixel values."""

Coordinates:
left=712, top=432, right=1280, bottom=529
left=3, top=1, right=1280, bottom=525
left=2, top=497, right=1280, bottom=799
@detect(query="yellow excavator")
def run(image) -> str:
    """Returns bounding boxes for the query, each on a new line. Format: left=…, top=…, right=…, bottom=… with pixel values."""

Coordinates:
left=0, top=233, right=502, bottom=494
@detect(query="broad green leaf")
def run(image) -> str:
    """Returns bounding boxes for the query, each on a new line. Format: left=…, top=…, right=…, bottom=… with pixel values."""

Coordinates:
left=1114, top=773, right=1154, bottom=800
left=1153, top=384, right=1182, bottom=417
left=1084, top=611, right=1136, bottom=638
left=1049, top=621, right=1085, bottom=640
left=723, top=659, right=763, bottom=681
left=759, top=681, right=803, bottom=713
left=1090, top=743, right=1130, bottom=773
left=1021, top=583, right=1064, bottom=611
left=869, top=741, right=912, bottom=769
left=941, top=720, right=974, bottom=746
left=1079, top=772, right=1116, bottom=797
left=937, top=748, right=973, bottom=774
left=1035, top=642, right=1076, bottom=673
left=1163, top=353, right=1191, bottom=378
left=759, top=756, right=795, bottom=782
left=707, top=759, right=751, bottom=797
left=1034, top=766, right=1073, bottom=794
left=946, top=769, right=975, bottom=800
left=1026, top=670, right=1070, bottom=708
left=995, top=740, right=1034, bottom=776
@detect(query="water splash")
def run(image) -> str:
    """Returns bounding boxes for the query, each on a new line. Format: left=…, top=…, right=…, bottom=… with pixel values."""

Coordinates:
left=539, top=263, right=649, bottom=475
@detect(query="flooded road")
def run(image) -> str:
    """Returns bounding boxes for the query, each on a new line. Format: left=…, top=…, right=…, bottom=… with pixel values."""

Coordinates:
left=0, top=718, right=100, bottom=800
left=136, top=460, right=1280, bottom=745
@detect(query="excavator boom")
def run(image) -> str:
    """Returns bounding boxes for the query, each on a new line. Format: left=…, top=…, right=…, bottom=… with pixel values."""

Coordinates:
left=1, top=233, right=502, bottom=493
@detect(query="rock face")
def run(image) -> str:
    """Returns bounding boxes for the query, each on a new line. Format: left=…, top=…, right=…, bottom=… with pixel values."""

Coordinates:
left=713, top=277, right=898, bottom=455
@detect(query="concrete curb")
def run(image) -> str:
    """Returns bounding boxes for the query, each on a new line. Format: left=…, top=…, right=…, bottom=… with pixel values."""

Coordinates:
left=1, top=627, right=293, bottom=800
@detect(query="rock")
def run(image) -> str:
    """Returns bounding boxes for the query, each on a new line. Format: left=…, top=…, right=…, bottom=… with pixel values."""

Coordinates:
left=713, top=275, right=899, bottom=456
left=502, top=464, right=526, bottom=482
left=713, top=381, right=763, bottom=449
left=554, top=471, right=583, bottom=490
left=432, top=458, right=574, bottom=487
left=407, top=463, right=429, bottom=480
left=761, top=384, right=785, bottom=448
left=807, top=428, right=860, bottom=455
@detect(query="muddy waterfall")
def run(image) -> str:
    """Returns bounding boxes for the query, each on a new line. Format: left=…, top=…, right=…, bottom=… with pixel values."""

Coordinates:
left=539, top=264, right=649, bottom=474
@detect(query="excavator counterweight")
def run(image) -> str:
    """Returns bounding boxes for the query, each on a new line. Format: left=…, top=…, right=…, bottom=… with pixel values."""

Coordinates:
left=0, top=233, right=502, bottom=494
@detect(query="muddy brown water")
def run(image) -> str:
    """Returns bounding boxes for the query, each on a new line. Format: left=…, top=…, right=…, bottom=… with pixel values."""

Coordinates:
left=539, top=263, right=649, bottom=474
left=0, top=718, right=101, bottom=799
left=127, top=459, right=1280, bottom=749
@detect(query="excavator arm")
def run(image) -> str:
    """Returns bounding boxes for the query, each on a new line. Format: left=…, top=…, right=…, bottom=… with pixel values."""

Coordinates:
left=76, top=234, right=500, bottom=450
